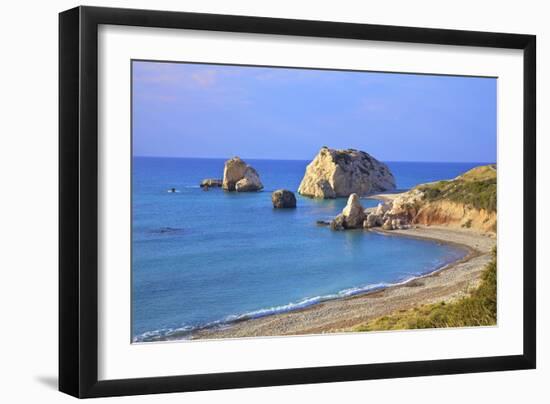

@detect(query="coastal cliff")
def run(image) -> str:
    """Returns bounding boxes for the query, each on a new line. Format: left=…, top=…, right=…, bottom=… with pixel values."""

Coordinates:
left=412, top=165, right=496, bottom=233
left=298, top=147, right=396, bottom=198
left=365, top=165, right=497, bottom=234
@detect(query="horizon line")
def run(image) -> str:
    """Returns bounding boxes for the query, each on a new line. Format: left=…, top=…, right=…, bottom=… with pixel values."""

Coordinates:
left=133, top=154, right=495, bottom=165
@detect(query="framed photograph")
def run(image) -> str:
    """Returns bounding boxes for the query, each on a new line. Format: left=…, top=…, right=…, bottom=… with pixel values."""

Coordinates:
left=59, top=6, right=536, bottom=398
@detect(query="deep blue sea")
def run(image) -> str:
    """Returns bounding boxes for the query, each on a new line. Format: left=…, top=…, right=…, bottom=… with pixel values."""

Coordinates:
left=132, top=158, right=486, bottom=341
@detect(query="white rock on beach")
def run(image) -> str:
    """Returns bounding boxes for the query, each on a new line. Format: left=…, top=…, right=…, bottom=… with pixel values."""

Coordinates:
left=364, top=212, right=382, bottom=228
left=298, top=147, right=396, bottom=199
left=375, top=202, right=390, bottom=216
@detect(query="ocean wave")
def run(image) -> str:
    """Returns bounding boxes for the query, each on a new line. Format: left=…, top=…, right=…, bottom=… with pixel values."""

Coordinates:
left=133, top=261, right=454, bottom=343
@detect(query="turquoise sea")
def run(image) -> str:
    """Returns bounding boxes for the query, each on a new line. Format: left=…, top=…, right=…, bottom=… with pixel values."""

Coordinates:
left=132, top=158, right=485, bottom=342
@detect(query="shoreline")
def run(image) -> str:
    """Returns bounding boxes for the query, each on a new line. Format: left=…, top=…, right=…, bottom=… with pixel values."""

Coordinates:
left=182, top=225, right=495, bottom=341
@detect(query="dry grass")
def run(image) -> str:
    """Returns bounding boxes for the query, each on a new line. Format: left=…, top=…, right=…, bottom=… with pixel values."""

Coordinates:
left=416, top=165, right=497, bottom=213
left=354, top=248, right=497, bottom=331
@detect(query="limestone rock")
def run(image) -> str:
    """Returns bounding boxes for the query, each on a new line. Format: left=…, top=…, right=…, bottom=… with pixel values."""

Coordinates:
left=298, top=147, right=396, bottom=199
left=375, top=202, right=390, bottom=216
left=272, top=189, right=297, bottom=208
left=222, top=157, right=248, bottom=191
left=330, top=214, right=345, bottom=231
left=222, top=157, right=263, bottom=192
left=382, top=218, right=394, bottom=230
left=330, top=193, right=365, bottom=230
left=388, top=189, right=424, bottom=216
left=312, top=179, right=336, bottom=199
left=235, top=167, right=263, bottom=192
left=200, top=178, right=222, bottom=188
left=364, top=212, right=382, bottom=228
left=341, top=194, right=366, bottom=228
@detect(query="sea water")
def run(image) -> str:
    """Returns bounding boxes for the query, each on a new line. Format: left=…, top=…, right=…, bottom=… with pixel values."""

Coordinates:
left=132, top=158, right=483, bottom=341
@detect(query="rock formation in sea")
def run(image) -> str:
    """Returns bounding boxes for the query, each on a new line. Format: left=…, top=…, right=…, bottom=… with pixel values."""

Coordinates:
left=235, top=166, right=263, bottom=192
left=330, top=193, right=366, bottom=230
left=222, top=157, right=263, bottom=192
left=200, top=178, right=222, bottom=188
left=298, top=147, right=396, bottom=199
left=272, top=189, right=297, bottom=208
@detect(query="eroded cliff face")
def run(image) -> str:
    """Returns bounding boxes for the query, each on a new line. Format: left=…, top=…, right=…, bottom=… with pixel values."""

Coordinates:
left=298, top=147, right=396, bottom=199
left=411, top=165, right=497, bottom=234
left=362, top=165, right=497, bottom=235
left=413, top=201, right=496, bottom=234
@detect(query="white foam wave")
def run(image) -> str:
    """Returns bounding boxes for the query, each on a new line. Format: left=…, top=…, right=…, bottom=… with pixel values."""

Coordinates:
left=135, top=281, right=398, bottom=342
left=133, top=258, right=458, bottom=342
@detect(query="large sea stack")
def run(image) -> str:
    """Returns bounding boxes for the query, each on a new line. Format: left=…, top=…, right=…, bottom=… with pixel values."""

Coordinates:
left=297, top=147, right=396, bottom=198
left=222, top=157, right=264, bottom=192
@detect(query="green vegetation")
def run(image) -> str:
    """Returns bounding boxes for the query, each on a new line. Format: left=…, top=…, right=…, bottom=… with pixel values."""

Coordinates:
left=354, top=248, right=497, bottom=331
left=416, top=165, right=497, bottom=213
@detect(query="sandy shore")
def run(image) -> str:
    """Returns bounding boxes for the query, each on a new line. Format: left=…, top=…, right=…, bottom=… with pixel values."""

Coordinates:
left=191, top=225, right=496, bottom=340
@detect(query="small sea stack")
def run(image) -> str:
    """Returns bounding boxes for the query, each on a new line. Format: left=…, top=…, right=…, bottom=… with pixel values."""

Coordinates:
left=298, top=147, right=396, bottom=198
left=222, top=157, right=264, bottom=192
left=272, top=189, right=297, bottom=208
left=200, top=178, right=222, bottom=188
left=330, top=193, right=365, bottom=230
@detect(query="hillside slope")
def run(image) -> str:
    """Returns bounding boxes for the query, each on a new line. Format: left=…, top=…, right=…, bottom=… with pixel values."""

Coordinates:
left=366, top=165, right=497, bottom=234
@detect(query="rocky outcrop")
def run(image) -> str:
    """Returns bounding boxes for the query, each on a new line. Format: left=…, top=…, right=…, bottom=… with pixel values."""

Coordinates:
left=364, top=211, right=383, bottom=228
left=363, top=194, right=496, bottom=233
left=330, top=215, right=345, bottom=231
left=330, top=194, right=366, bottom=230
left=235, top=167, right=263, bottom=192
left=325, top=164, right=496, bottom=234
left=362, top=199, right=412, bottom=231
left=222, top=157, right=247, bottom=190
left=222, top=157, right=263, bottom=192
left=298, top=147, right=396, bottom=199
left=272, top=189, right=297, bottom=208
left=200, top=178, right=222, bottom=188
left=411, top=165, right=497, bottom=234
left=341, top=194, right=366, bottom=228
left=361, top=165, right=497, bottom=233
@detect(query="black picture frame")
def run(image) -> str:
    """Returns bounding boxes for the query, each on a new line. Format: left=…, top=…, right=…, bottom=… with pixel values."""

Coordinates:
left=59, top=5, right=536, bottom=398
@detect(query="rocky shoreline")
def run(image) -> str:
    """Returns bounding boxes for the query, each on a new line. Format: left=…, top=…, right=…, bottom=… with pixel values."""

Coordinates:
left=328, top=164, right=496, bottom=235
left=163, top=150, right=498, bottom=341
left=186, top=225, right=495, bottom=340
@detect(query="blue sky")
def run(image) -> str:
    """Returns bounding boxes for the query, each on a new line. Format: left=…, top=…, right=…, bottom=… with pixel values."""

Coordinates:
left=132, top=61, right=496, bottom=163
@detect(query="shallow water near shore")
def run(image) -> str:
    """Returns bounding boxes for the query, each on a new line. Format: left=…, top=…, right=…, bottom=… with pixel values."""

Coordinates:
left=132, top=157, right=485, bottom=342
